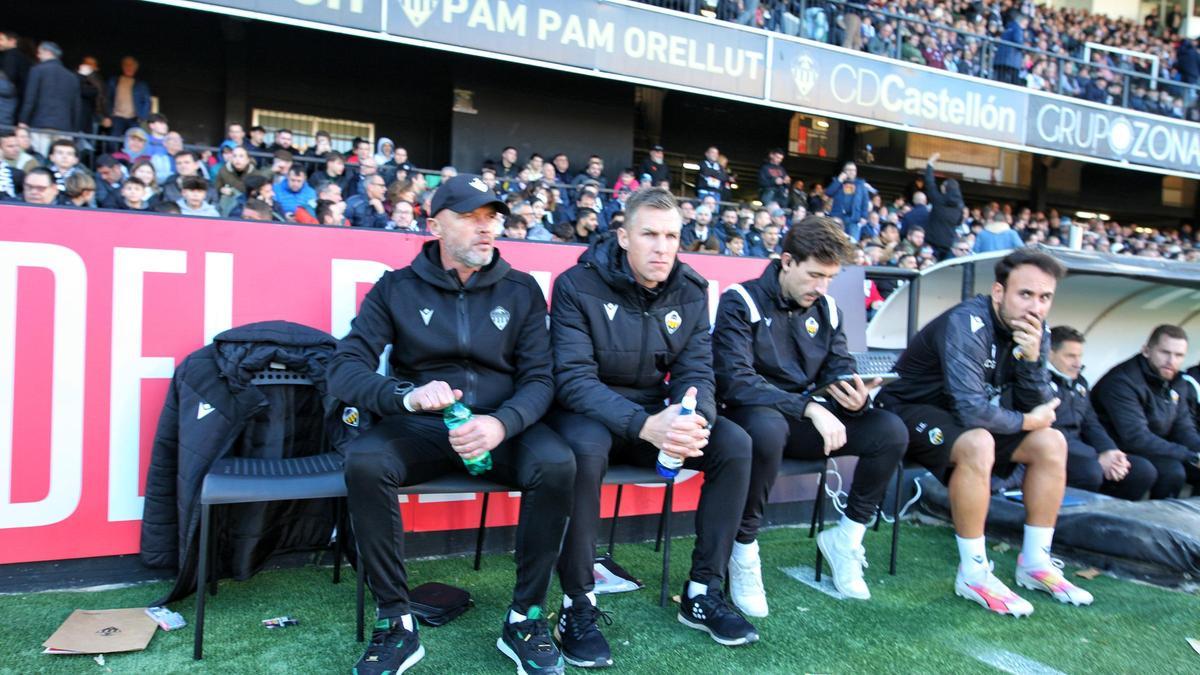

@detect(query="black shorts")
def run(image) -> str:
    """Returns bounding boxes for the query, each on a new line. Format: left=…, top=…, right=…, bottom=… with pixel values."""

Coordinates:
left=875, top=398, right=1028, bottom=483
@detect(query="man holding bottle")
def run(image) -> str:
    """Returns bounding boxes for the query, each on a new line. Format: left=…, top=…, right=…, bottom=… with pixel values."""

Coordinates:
left=328, top=174, right=576, bottom=675
left=547, top=187, right=757, bottom=668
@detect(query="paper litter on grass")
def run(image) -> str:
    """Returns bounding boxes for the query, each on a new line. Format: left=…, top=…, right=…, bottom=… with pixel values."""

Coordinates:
left=1187, top=638, right=1200, bottom=656
left=1075, top=567, right=1102, bottom=580
left=43, top=609, right=157, bottom=654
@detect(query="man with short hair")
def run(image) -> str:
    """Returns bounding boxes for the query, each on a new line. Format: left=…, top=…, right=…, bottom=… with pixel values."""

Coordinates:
left=269, top=149, right=293, bottom=183
left=828, top=162, right=872, bottom=239
left=268, top=128, right=294, bottom=154
left=117, top=176, right=150, bottom=211
left=275, top=164, right=316, bottom=217
left=1047, top=326, right=1156, bottom=500
left=21, top=167, right=60, bottom=205
left=1091, top=325, right=1200, bottom=499
left=63, top=171, right=97, bottom=208
left=389, top=200, right=420, bottom=232
left=47, top=139, right=86, bottom=191
left=697, top=146, right=728, bottom=201
left=18, top=42, right=82, bottom=154
left=105, top=56, right=151, bottom=141
left=309, top=151, right=354, bottom=196
left=548, top=188, right=758, bottom=667
left=502, top=213, right=527, bottom=239
left=714, top=216, right=907, bottom=612
left=329, top=175, right=574, bottom=675
left=682, top=204, right=720, bottom=252
left=176, top=175, right=219, bottom=217
left=302, top=130, right=333, bottom=161
left=758, top=148, right=790, bottom=207
left=877, top=250, right=1095, bottom=616
left=571, top=210, right=600, bottom=244
left=160, top=151, right=213, bottom=205
left=345, top=174, right=389, bottom=228
left=760, top=223, right=783, bottom=257
left=0, top=30, right=31, bottom=108
left=314, top=198, right=347, bottom=227
left=241, top=198, right=273, bottom=221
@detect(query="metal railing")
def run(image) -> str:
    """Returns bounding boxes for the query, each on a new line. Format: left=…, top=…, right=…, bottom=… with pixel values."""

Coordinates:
left=636, top=0, right=1200, bottom=114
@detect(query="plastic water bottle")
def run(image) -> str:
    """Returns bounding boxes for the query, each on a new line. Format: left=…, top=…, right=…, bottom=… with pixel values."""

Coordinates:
left=443, top=401, right=492, bottom=476
left=655, top=392, right=697, bottom=479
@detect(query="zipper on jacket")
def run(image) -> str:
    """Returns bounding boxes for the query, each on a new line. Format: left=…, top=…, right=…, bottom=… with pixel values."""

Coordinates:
left=457, top=291, right=477, bottom=406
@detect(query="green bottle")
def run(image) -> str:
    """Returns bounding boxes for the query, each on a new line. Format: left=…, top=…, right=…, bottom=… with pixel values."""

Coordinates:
left=443, top=401, right=492, bottom=475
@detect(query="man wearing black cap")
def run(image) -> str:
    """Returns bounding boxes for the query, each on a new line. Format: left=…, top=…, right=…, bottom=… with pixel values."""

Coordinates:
left=638, top=144, right=671, bottom=188
left=328, top=174, right=576, bottom=675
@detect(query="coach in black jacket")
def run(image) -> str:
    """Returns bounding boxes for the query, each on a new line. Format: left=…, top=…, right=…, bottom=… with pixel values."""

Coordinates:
left=877, top=250, right=1094, bottom=616
left=327, top=175, right=574, bottom=675
left=1046, top=326, right=1155, bottom=500
left=548, top=188, right=756, bottom=665
left=1091, top=325, right=1200, bottom=499
left=713, top=217, right=906, bottom=609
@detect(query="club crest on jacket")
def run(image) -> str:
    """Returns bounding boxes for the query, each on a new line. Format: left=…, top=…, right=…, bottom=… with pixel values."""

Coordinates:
left=664, top=310, right=682, bottom=335
left=491, top=305, right=510, bottom=331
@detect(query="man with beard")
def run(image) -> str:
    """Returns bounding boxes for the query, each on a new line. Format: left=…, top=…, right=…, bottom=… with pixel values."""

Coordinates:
left=547, top=188, right=757, bottom=668
left=328, top=174, right=575, bottom=675
left=876, top=250, right=1094, bottom=617
left=1091, top=325, right=1200, bottom=499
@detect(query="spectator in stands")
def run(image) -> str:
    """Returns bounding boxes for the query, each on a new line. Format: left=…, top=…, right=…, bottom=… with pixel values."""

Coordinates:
left=214, top=145, right=256, bottom=213
left=240, top=198, right=271, bottom=221
left=247, top=124, right=268, bottom=160
left=130, top=159, right=161, bottom=205
left=571, top=159, right=606, bottom=199
left=161, top=151, right=212, bottom=205
left=225, top=122, right=250, bottom=152
left=902, top=192, right=931, bottom=235
left=18, top=41, right=82, bottom=155
left=1092, top=325, right=1200, bottom=499
left=501, top=213, right=527, bottom=239
left=302, top=130, right=333, bottom=161
left=21, top=167, right=59, bottom=205
left=828, top=162, right=871, bottom=239
left=0, top=69, right=16, bottom=128
left=867, top=22, right=896, bottom=57
left=240, top=174, right=285, bottom=221
left=382, top=144, right=413, bottom=183
left=63, top=171, right=96, bottom=208
left=923, top=154, right=964, bottom=259
left=994, top=14, right=1029, bottom=85
left=1047, top=326, right=1156, bottom=500
left=898, top=226, right=926, bottom=257
left=638, top=143, right=671, bottom=187
left=760, top=223, right=782, bottom=258
left=697, top=145, right=729, bottom=201
left=268, top=128, right=294, bottom=154
left=682, top=203, right=719, bottom=252
left=1177, top=39, right=1199, bottom=85
left=714, top=216, right=908, bottom=611
left=105, top=56, right=150, bottom=141
left=345, top=173, right=388, bottom=228
left=726, top=232, right=748, bottom=257
left=495, top=145, right=520, bottom=190
left=91, top=154, right=123, bottom=206
left=0, top=30, right=30, bottom=107
left=116, top=175, right=150, bottom=211
left=47, top=139, right=87, bottom=191
left=314, top=198, right=348, bottom=227
left=309, top=151, right=354, bottom=195
left=0, top=137, right=21, bottom=200
left=266, top=149, right=292, bottom=184
left=878, top=250, right=1094, bottom=616
left=114, top=126, right=151, bottom=164
left=388, top=200, right=420, bottom=232
left=175, top=175, right=219, bottom=217
left=1082, top=76, right=1109, bottom=104
left=275, top=164, right=315, bottom=217
left=975, top=211, right=1025, bottom=253
left=758, top=148, right=789, bottom=207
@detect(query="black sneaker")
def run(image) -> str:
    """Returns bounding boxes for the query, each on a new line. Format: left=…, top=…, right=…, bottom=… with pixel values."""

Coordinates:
left=554, top=597, right=614, bottom=668
left=353, top=617, right=425, bottom=675
left=677, top=582, right=760, bottom=646
left=496, top=606, right=565, bottom=674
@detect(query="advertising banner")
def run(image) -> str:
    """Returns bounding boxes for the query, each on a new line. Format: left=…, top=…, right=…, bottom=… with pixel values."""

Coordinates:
left=191, top=0, right=384, bottom=30
left=0, top=206, right=864, bottom=564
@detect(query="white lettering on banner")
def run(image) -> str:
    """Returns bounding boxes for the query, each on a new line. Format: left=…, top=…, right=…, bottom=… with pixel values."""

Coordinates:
left=108, top=248, right=187, bottom=522
left=829, top=64, right=1017, bottom=135
left=204, top=252, right=234, bottom=345
left=0, top=242, right=86, bottom=529
left=330, top=259, right=393, bottom=339
left=623, top=27, right=762, bottom=79
left=466, top=0, right=526, bottom=35
left=536, top=7, right=560, bottom=41
left=295, top=0, right=365, bottom=12
left=1034, top=103, right=1200, bottom=167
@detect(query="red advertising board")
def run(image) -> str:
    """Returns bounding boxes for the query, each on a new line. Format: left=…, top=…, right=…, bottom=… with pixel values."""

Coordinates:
left=0, top=205, right=864, bottom=564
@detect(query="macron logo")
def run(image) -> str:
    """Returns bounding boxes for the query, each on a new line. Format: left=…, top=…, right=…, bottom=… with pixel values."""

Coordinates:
left=469, top=177, right=488, bottom=192
left=969, top=315, right=984, bottom=334
left=197, top=402, right=215, bottom=420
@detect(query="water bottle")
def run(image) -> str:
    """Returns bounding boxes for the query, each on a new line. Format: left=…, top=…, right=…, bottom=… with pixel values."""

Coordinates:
left=656, top=392, right=697, bottom=479
left=443, top=401, right=492, bottom=475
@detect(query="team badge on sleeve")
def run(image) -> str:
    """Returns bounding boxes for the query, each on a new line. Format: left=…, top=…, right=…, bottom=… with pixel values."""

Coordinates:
left=491, top=306, right=510, bottom=331
left=342, top=407, right=360, bottom=427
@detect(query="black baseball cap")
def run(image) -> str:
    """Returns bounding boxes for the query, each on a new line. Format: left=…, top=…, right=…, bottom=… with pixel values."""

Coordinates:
left=430, top=174, right=509, bottom=217
left=651, top=144, right=664, bottom=151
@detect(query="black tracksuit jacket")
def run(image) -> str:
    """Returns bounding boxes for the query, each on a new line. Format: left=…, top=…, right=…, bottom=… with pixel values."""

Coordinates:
left=326, top=240, right=553, bottom=438
left=1048, top=368, right=1118, bottom=456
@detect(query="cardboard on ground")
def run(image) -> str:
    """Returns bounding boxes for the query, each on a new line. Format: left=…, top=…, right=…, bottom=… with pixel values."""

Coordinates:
left=43, top=609, right=157, bottom=654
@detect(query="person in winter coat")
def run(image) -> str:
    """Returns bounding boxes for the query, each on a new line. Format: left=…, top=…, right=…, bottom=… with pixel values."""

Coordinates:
left=712, top=216, right=907, bottom=612
left=373, top=136, right=394, bottom=166
left=326, top=175, right=575, bottom=675
left=994, top=15, right=1029, bottom=85
left=1091, top=325, right=1200, bottom=499
left=1176, top=39, right=1200, bottom=85
left=877, top=250, right=1095, bottom=617
left=546, top=188, right=758, bottom=666
left=105, top=56, right=152, bottom=141
left=17, top=42, right=82, bottom=153
left=757, top=148, right=790, bottom=207
left=0, top=70, right=16, bottom=127
left=827, top=161, right=872, bottom=239
left=924, top=153, right=965, bottom=259
left=974, top=212, right=1025, bottom=253
left=1047, top=326, right=1156, bottom=500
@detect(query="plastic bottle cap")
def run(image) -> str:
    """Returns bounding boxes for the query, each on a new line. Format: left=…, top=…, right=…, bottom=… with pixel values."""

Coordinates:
left=681, top=394, right=697, bottom=414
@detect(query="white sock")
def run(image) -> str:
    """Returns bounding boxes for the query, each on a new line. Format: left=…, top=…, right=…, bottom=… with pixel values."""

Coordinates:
left=399, top=614, right=414, bottom=631
left=507, top=608, right=526, bottom=624
left=687, top=580, right=708, bottom=599
left=562, top=592, right=596, bottom=609
left=1021, top=525, right=1054, bottom=568
left=732, top=540, right=759, bottom=563
left=839, top=515, right=867, bottom=548
left=956, top=535, right=989, bottom=581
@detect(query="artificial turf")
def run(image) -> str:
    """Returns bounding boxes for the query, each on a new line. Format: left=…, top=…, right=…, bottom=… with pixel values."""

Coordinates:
left=2, top=521, right=1197, bottom=674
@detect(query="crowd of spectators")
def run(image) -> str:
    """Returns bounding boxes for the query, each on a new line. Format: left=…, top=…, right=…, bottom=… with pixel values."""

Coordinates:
left=666, top=0, right=1200, bottom=120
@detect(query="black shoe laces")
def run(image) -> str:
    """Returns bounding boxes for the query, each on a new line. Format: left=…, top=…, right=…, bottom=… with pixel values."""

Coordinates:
left=693, top=590, right=739, bottom=620
left=566, top=603, right=614, bottom=641
left=514, top=617, right=557, bottom=654
left=364, top=622, right=409, bottom=660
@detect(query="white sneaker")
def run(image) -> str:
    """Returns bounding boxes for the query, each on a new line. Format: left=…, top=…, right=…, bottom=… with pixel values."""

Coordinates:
left=728, top=548, right=769, bottom=617
left=955, top=562, right=1034, bottom=617
left=816, top=528, right=870, bottom=600
left=1016, top=555, right=1094, bottom=606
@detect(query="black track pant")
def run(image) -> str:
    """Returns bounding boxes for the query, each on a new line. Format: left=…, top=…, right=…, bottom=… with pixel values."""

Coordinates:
left=1142, top=455, right=1200, bottom=499
left=344, top=414, right=575, bottom=618
left=1065, top=439, right=1157, bottom=500
left=726, top=405, right=907, bottom=541
left=547, top=411, right=751, bottom=598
